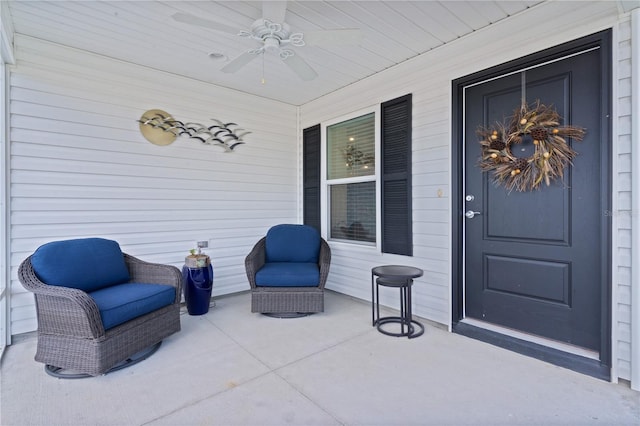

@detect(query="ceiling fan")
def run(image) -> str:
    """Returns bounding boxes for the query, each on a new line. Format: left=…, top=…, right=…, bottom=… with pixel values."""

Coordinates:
left=172, top=1, right=362, bottom=81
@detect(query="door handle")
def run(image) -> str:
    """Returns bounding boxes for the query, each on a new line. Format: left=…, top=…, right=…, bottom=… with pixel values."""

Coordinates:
left=465, top=210, right=482, bottom=219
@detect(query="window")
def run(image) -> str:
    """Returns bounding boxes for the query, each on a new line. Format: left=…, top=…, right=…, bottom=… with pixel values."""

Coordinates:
left=303, top=93, right=412, bottom=255
left=326, top=112, right=377, bottom=245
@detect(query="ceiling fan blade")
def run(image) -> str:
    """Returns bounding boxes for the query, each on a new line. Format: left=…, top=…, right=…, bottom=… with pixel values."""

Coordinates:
left=171, top=12, right=240, bottom=35
left=221, top=51, right=260, bottom=74
left=262, top=1, right=287, bottom=23
left=304, top=29, right=364, bottom=47
left=282, top=53, right=318, bottom=81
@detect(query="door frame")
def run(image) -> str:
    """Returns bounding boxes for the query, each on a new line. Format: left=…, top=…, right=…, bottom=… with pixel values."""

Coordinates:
left=451, top=30, right=612, bottom=380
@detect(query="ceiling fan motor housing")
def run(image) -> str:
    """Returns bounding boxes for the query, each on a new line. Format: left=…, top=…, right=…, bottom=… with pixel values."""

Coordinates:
left=247, top=19, right=305, bottom=50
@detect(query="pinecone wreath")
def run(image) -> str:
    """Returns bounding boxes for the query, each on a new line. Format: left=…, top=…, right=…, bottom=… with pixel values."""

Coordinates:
left=477, top=101, right=586, bottom=192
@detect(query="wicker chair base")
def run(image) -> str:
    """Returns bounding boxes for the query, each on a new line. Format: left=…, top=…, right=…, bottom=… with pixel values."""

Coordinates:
left=262, top=312, right=312, bottom=318
left=44, top=341, right=162, bottom=379
left=35, top=304, right=180, bottom=377
left=251, top=287, right=324, bottom=314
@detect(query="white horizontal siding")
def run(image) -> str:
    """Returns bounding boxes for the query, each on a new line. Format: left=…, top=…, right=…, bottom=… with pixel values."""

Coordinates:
left=300, top=0, right=628, bottom=377
left=9, top=35, right=298, bottom=335
left=615, top=17, right=633, bottom=381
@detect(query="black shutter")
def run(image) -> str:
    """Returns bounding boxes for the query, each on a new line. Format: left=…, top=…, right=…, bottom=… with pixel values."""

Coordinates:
left=381, top=94, right=412, bottom=255
left=303, top=124, right=321, bottom=232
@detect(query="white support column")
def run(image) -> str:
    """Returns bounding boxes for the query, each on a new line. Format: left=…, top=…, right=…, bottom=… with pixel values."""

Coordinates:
left=631, top=6, right=640, bottom=391
left=0, top=61, right=6, bottom=351
left=0, top=0, right=13, bottom=351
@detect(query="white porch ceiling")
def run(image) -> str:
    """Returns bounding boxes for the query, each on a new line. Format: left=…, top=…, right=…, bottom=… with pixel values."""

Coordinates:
left=7, top=0, right=543, bottom=105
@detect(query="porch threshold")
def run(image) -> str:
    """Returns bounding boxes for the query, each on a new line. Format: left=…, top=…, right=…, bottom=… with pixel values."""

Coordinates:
left=453, top=320, right=610, bottom=381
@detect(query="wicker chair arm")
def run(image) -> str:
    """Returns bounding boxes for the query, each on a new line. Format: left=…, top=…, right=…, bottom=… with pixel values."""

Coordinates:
left=245, top=237, right=266, bottom=289
left=318, top=239, right=332, bottom=290
left=123, top=253, right=182, bottom=303
left=17, top=257, right=105, bottom=338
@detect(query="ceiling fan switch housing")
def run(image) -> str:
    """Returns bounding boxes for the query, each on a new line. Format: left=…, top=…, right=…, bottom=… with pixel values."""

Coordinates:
left=264, top=37, right=280, bottom=52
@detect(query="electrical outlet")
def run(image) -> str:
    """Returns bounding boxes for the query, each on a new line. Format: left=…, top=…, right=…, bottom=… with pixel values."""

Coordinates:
left=197, top=241, right=208, bottom=249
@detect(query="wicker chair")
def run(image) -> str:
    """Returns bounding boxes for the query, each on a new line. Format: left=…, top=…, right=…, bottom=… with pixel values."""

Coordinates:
left=245, top=224, right=331, bottom=317
left=18, top=238, right=182, bottom=378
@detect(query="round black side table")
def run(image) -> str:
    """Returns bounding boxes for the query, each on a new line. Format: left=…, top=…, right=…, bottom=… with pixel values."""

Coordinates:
left=371, top=265, right=424, bottom=339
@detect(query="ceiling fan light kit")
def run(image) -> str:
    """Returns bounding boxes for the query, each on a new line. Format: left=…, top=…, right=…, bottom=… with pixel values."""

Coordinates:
left=172, top=1, right=362, bottom=81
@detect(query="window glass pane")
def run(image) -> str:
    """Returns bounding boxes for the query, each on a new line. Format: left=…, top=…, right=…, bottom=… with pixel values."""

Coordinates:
left=327, top=113, right=375, bottom=179
left=330, top=182, right=376, bottom=243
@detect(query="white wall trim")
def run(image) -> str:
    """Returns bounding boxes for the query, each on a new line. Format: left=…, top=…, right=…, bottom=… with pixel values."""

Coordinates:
left=297, top=106, right=302, bottom=224
left=610, top=20, right=621, bottom=385
left=0, top=1, right=15, bottom=65
left=0, top=59, right=9, bottom=351
left=630, top=6, right=640, bottom=391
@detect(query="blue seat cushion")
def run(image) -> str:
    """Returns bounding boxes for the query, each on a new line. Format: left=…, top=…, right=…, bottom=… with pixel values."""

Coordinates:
left=265, top=224, right=320, bottom=263
left=255, top=262, right=320, bottom=287
left=89, top=283, right=176, bottom=330
left=31, top=238, right=130, bottom=292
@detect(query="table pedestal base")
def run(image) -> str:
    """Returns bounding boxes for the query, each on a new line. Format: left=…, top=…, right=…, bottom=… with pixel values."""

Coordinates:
left=376, top=316, right=425, bottom=338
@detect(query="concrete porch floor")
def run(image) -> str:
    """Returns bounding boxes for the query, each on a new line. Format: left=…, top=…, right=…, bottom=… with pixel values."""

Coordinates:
left=1, top=291, right=638, bottom=425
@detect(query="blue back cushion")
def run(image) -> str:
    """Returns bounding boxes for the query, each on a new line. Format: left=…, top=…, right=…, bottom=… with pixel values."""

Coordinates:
left=31, top=238, right=130, bottom=292
left=265, top=224, right=320, bottom=263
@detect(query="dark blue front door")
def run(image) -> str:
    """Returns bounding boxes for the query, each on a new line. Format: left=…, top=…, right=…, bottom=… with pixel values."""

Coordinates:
left=464, top=47, right=607, bottom=352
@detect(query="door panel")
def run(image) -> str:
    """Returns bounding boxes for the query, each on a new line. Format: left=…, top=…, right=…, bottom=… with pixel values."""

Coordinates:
left=485, top=255, right=570, bottom=305
left=464, top=48, right=603, bottom=351
left=486, top=188, right=568, bottom=242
